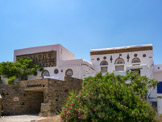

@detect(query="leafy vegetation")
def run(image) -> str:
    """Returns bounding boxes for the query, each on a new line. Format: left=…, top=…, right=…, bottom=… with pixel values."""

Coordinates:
left=0, top=57, right=43, bottom=84
left=60, top=73, right=159, bottom=122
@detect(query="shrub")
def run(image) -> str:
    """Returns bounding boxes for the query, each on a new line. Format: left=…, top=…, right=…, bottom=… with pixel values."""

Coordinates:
left=60, top=73, right=159, bottom=122
left=0, top=57, right=43, bottom=84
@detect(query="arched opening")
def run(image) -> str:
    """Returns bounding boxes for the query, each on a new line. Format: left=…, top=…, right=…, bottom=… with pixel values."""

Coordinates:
left=115, top=58, right=125, bottom=71
left=100, top=60, right=108, bottom=73
left=41, top=70, right=50, bottom=79
left=132, top=58, right=141, bottom=64
left=115, top=58, right=125, bottom=64
left=65, top=69, right=73, bottom=77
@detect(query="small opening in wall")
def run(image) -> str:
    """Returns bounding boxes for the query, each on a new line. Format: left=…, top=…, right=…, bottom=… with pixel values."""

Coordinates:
left=43, top=85, right=45, bottom=87
left=151, top=102, right=157, bottom=111
left=22, top=102, right=25, bottom=105
left=54, top=69, right=59, bottom=74
left=56, top=99, right=58, bottom=101
left=24, top=93, right=26, bottom=96
left=143, top=54, right=146, bottom=57
left=97, top=58, right=100, bottom=61
left=158, top=67, right=160, bottom=69
left=65, top=89, right=68, bottom=93
left=1, top=92, right=5, bottom=97
left=134, top=54, right=138, bottom=57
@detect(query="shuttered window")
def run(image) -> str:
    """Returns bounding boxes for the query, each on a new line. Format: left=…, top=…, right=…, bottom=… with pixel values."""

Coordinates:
left=157, top=82, right=162, bottom=94
left=115, top=65, right=124, bottom=71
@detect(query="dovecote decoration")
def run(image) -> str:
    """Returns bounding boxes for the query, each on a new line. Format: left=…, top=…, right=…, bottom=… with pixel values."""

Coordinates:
left=134, top=53, right=138, bottom=57
left=16, top=51, right=57, bottom=67
left=110, top=56, right=113, bottom=63
left=119, top=53, right=122, bottom=58
left=143, top=54, right=146, bottom=57
left=127, top=54, right=130, bottom=62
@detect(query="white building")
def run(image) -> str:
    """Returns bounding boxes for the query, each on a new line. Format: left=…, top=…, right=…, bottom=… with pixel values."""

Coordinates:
left=14, top=44, right=95, bottom=81
left=90, top=44, right=154, bottom=77
left=1, top=43, right=162, bottom=114
left=90, top=44, right=162, bottom=114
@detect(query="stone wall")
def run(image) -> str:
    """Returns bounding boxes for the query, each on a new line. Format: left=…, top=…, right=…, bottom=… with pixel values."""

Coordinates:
left=40, top=77, right=82, bottom=116
left=0, top=77, right=82, bottom=116
left=0, top=85, right=44, bottom=115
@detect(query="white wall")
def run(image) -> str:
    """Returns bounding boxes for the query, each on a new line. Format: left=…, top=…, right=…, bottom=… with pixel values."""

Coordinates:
left=28, top=59, right=95, bottom=81
left=14, top=44, right=80, bottom=81
left=14, top=44, right=75, bottom=65
left=90, top=50, right=153, bottom=78
left=60, top=45, right=75, bottom=61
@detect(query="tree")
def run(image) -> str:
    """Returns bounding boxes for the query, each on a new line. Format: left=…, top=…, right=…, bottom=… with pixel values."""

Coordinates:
left=0, top=57, right=43, bottom=85
left=60, top=73, right=159, bottom=122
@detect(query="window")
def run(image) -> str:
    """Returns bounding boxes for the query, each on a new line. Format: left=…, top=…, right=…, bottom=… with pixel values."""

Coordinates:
left=42, top=70, right=50, bottom=78
left=65, top=69, right=73, bottom=77
left=101, top=67, right=108, bottom=73
left=151, top=102, right=157, bottom=111
left=115, top=58, right=125, bottom=64
left=115, top=58, right=125, bottom=71
left=115, top=65, right=124, bottom=71
left=131, top=69, right=141, bottom=76
left=132, top=58, right=141, bottom=64
left=100, top=60, right=108, bottom=65
left=100, top=60, right=108, bottom=73
left=54, top=69, right=59, bottom=74
left=157, top=82, right=162, bottom=94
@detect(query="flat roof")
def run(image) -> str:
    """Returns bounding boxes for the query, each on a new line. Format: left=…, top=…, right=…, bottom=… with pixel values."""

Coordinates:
left=90, top=44, right=153, bottom=55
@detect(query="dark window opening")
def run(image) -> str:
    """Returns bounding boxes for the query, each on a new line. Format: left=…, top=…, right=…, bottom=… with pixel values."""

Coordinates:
left=157, top=82, right=162, bottom=94
left=131, top=69, right=141, bottom=76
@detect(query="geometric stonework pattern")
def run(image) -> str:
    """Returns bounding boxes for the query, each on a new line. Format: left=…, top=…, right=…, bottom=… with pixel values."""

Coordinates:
left=16, top=51, right=57, bottom=67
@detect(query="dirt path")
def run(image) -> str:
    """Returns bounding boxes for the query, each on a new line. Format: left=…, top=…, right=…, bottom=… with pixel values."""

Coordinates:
left=0, top=115, right=45, bottom=122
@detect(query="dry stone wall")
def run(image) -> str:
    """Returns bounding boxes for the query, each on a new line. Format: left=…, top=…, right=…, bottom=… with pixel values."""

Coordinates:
left=0, top=77, right=82, bottom=116
left=0, top=85, right=44, bottom=115
left=40, top=77, right=82, bottom=116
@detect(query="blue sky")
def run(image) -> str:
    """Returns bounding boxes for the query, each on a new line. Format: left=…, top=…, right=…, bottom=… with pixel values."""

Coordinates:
left=0, top=0, right=162, bottom=64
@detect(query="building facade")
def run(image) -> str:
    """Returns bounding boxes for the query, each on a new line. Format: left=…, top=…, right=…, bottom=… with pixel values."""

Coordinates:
left=90, top=44, right=162, bottom=114
left=13, top=44, right=95, bottom=81
left=1, top=43, right=162, bottom=114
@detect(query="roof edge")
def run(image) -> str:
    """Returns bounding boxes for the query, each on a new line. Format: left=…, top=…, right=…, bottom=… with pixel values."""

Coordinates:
left=90, top=44, right=153, bottom=55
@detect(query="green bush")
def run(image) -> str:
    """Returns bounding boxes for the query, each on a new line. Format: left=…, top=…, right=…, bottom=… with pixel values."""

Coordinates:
left=60, top=73, right=159, bottom=122
left=0, top=57, right=43, bottom=85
